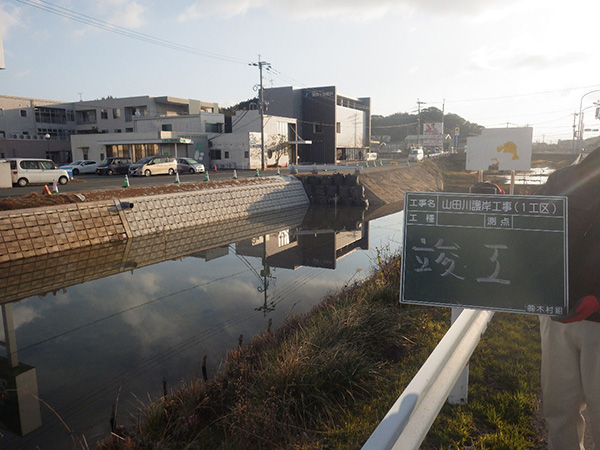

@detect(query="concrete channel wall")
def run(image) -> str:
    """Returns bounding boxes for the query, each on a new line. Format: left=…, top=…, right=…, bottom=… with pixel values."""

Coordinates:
left=0, top=177, right=308, bottom=263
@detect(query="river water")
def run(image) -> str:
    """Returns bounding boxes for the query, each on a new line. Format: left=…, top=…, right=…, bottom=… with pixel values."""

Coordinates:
left=0, top=204, right=404, bottom=449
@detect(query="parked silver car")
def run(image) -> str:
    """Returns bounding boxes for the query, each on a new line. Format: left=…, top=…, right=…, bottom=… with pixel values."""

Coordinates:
left=176, top=157, right=205, bottom=174
left=128, top=156, right=177, bottom=177
left=60, top=160, right=99, bottom=175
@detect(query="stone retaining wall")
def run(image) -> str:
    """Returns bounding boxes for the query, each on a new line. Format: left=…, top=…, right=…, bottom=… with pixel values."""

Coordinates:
left=0, top=177, right=308, bottom=262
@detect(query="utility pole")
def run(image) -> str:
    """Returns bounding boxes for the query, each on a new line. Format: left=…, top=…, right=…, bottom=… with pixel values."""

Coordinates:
left=572, top=112, right=578, bottom=153
left=250, top=55, right=271, bottom=171
left=441, top=99, right=445, bottom=152
left=416, top=99, right=426, bottom=148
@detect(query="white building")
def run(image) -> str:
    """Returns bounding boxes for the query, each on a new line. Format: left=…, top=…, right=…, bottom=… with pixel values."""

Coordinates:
left=209, top=110, right=298, bottom=170
left=70, top=112, right=224, bottom=165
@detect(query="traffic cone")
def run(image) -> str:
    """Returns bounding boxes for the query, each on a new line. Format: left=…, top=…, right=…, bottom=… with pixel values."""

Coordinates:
left=42, top=185, right=52, bottom=195
left=213, top=165, right=217, bottom=172
left=255, top=169, right=260, bottom=177
left=204, top=172, right=210, bottom=181
left=276, top=167, right=281, bottom=175
left=233, top=170, right=238, bottom=179
left=123, top=175, right=130, bottom=187
left=174, top=172, right=180, bottom=184
left=293, top=166, right=298, bottom=174
left=51, top=179, right=59, bottom=194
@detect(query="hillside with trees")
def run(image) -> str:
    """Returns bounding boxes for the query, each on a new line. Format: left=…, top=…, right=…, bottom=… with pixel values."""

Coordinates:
left=371, top=107, right=484, bottom=145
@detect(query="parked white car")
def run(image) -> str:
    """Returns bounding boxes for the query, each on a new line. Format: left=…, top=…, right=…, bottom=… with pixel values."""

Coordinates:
left=3, top=158, right=70, bottom=187
left=60, top=160, right=99, bottom=175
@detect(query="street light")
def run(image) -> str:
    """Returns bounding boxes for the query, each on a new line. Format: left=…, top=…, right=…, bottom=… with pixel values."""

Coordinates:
left=44, top=133, right=51, bottom=159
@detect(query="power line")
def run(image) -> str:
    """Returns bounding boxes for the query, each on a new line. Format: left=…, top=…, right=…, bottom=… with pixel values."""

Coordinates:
left=14, top=0, right=249, bottom=65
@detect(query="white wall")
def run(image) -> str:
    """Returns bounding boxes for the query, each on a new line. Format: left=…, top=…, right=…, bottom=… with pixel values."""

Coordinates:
left=336, top=105, right=366, bottom=148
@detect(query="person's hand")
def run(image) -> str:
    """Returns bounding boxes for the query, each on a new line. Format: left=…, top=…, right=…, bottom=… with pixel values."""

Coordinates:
left=561, top=295, right=600, bottom=323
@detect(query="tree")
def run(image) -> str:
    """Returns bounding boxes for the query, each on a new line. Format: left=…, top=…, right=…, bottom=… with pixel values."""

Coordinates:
left=266, top=134, right=291, bottom=167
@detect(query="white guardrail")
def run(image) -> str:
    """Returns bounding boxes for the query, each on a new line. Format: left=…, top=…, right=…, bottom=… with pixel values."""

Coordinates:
left=361, top=308, right=495, bottom=450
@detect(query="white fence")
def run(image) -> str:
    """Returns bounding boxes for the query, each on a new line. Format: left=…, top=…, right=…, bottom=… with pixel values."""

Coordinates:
left=361, top=308, right=494, bottom=450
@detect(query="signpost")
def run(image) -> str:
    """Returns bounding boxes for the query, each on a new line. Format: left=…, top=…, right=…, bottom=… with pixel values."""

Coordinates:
left=401, top=192, right=568, bottom=315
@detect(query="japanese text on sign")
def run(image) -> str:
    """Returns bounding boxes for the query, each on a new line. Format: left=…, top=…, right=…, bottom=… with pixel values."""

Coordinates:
left=401, top=192, right=568, bottom=315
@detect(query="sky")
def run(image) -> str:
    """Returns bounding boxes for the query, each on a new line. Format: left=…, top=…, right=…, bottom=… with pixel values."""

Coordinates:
left=1, top=0, right=600, bottom=144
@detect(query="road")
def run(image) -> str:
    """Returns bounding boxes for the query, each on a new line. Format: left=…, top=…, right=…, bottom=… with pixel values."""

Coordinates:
left=0, top=168, right=282, bottom=199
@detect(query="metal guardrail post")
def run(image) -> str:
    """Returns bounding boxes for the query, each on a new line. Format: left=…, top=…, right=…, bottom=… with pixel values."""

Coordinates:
left=361, top=308, right=494, bottom=450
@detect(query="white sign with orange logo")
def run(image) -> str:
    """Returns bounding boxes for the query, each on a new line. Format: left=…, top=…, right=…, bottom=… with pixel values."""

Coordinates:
left=466, top=127, right=533, bottom=171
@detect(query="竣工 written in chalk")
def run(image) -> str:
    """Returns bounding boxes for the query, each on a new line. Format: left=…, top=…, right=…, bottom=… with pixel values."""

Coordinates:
left=400, top=192, right=568, bottom=315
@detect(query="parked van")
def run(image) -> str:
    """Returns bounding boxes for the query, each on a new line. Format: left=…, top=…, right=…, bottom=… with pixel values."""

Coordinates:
left=96, top=157, right=132, bottom=175
left=128, top=155, right=177, bottom=177
left=3, top=158, right=70, bottom=187
left=408, top=148, right=424, bottom=162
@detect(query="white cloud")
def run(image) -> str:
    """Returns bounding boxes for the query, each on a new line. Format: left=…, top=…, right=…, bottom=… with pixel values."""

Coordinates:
left=176, top=0, right=520, bottom=23
left=0, top=3, right=25, bottom=35
left=95, top=0, right=147, bottom=29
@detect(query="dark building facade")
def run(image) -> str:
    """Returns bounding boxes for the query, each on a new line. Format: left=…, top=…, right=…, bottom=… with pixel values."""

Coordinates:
left=265, top=86, right=371, bottom=164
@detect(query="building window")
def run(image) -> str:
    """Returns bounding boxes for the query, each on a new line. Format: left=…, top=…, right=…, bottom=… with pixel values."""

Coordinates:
left=209, top=149, right=222, bottom=159
left=20, top=109, right=27, bottom=117
left=82, top=148, right=89, bottom=159
left=205, top=123, right=223, bottom=133
left=114, top=129, right=122, bottom=133
left=126, top=128, right=133, bottom=133
left=113, top=108, right=121, bottom=119
left=224, top=151, right=229, bottom=159
left=313, top=123, right=323, bottom=134
left=244, top=151, right=249, bottom=158
left=336, top=122, right=341, bottom=133
left=35, top=107, right=68, bottom=124
left=277, top=121, right=289, bottom=139
left=100, top=153, right=105, bottom=161
left=162, top=124, right=173, bottom=131
left=100, top=109, right=108, bottom=119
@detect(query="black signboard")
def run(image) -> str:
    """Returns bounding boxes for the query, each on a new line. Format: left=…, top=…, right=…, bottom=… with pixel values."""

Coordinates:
left=401, top=192, right=568, bottom=315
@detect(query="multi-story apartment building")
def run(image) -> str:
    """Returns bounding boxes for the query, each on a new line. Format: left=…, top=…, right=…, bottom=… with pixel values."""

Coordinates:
left=0, top=95, right=221, bottom=164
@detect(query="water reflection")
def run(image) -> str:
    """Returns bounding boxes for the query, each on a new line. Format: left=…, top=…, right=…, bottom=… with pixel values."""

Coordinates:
left=494, top=167, right=553, bottom=185
left=0, top=204, right=403, bottom=449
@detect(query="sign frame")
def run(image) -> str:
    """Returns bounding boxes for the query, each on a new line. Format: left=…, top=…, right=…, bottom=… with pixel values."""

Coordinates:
left=400, top=192, right=568, bottom=316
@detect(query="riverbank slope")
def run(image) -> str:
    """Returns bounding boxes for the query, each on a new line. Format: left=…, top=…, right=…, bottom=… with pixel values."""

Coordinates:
left=94, top=157, right=557, bottom=449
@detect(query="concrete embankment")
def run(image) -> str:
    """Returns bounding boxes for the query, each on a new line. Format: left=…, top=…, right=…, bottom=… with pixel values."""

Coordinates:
left=0, top=163, right=444, bottom=263
left=296, top=161, right=444, bottom=210
left=0, top=176, right=308, bottom=262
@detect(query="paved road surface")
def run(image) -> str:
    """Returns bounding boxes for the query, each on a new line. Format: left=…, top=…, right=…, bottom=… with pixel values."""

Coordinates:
left=0, top=168, right=282, bottom=199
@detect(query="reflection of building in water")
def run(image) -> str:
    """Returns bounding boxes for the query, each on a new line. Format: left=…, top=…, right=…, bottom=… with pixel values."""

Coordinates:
left=0, top=304, right=42, bottom=436
left=190, top=246, right=229, bottom=262
left=0, top=206, right=308, bottom=306
left=236, top=206, right=369, bottom=270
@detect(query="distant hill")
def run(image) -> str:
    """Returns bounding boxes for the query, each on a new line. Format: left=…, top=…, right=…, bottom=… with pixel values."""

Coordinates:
left=371, top=107, right=483, bottom=145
